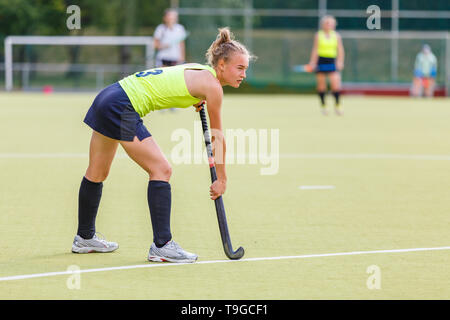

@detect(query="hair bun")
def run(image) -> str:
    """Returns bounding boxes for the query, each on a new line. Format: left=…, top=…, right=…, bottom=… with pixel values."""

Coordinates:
left=217, top=27, right=233, bottom=45
left=206, top=27, right=254, bottom=67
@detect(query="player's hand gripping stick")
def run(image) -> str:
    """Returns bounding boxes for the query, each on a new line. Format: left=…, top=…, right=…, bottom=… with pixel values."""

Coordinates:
left=199, top=104, right=244, bottom=260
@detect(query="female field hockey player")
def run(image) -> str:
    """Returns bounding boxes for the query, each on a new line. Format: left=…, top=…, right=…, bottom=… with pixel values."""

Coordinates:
left=72, top=27, right=252, bottom=263
left=308, top=15, right=345, bottom=116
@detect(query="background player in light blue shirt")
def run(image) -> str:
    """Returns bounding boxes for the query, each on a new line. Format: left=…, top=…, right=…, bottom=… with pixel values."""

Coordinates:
left=411, top=44, right=437, bottom=98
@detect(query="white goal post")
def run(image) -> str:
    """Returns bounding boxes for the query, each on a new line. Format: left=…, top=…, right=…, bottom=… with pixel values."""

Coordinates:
left=4, top=36, right=154, bottom=91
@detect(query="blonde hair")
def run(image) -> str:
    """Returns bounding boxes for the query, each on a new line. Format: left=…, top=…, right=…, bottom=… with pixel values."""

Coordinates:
left=206, top=27, right=254, bottom=67
left=320, top=15, right=337, bottom=29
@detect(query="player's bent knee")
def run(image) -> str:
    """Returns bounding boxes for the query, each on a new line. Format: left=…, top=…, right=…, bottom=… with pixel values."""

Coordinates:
left=148, top=163, right=172, bottom=181
left=158, top=163, right=172, bottom=180
left=85, top=168, right=110, bottom=183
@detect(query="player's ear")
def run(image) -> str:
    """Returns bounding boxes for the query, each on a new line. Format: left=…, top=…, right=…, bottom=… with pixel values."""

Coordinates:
left=217, top=58, right=226, bottom=72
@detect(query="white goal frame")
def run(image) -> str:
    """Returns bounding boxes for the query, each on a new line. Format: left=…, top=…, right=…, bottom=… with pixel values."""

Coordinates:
left=4, top=36, right=154, bottom=91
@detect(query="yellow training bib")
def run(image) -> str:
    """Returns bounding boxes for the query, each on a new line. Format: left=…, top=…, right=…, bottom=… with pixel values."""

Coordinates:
left=119, top=64, right=216, bottom=117
left=317, top=30, right=338, bottom=58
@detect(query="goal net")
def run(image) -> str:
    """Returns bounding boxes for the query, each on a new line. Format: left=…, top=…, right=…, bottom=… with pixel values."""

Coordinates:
left=4, top=36, right=155, bottom=92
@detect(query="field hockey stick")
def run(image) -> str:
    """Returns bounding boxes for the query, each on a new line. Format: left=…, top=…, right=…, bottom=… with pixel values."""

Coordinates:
left=292, top=64, right=313, bottom=73
left=199, top=105, right=245, bottom=260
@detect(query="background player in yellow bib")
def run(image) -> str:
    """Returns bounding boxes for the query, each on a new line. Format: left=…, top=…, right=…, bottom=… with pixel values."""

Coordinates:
left=308, top=15, right=345, bottom=116
left=72, top=27, right=253, bottom=263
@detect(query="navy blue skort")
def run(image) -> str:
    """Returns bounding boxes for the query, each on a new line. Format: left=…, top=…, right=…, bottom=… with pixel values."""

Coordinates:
left=316, top=56, right=337, bottom=73
left=84, top=82, right=151, bottom=141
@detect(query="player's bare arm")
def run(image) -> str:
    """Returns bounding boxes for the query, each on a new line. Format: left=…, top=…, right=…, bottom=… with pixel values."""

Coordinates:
left=336, top=33, right=345, bottom=71
left=309, top=32, right=319, bottom=68
left=185, top=69, right=226, bottom=199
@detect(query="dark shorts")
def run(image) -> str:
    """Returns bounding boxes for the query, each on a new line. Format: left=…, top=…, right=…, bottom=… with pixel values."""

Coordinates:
left=83, top=82, right=151, bottom=141
left=316, top=57, right=337, bottom=73
left=161, top=59, right=178, bottom=67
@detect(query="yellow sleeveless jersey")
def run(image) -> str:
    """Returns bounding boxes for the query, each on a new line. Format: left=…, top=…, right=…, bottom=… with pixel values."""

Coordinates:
left=118, top=64, right=217, bottom=117
left=317, top=30, right=338, bottom=58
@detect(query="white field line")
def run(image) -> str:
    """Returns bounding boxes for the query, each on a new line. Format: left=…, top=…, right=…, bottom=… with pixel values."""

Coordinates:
left=1, top=246, right=449, bottom=282
left=1, top=153, right=450, bottom=161
left=299, top=185, right=335, bottom=190
left=280, top=153, right=450, bottom=161
left=0, top=153, right=127, bottom=159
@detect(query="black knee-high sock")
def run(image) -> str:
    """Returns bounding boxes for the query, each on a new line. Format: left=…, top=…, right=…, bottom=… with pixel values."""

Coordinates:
left=77, top=177, right=103, bottom=239
left=332, top=91, right=341, bottom=106
left=147, top=180, right=172, bottom=247
left=318, top=91, right=326, bottom=106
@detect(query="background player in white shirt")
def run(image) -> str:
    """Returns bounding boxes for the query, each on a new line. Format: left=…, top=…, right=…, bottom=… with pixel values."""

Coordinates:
left=153, top=9, right=187, bottom=67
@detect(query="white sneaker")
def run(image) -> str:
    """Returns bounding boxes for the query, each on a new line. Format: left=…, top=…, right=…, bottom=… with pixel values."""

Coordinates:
left=148, top=240, right=198, bottom=263
left=335, top=106, right=343, bottom=116
left=71, top=233, right=119, bottom=253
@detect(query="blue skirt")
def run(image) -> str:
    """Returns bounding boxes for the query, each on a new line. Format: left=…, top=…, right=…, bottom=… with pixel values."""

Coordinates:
left=84, top=82, right=151, bottom=141
left=316, top=56, right=337, bottom=73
